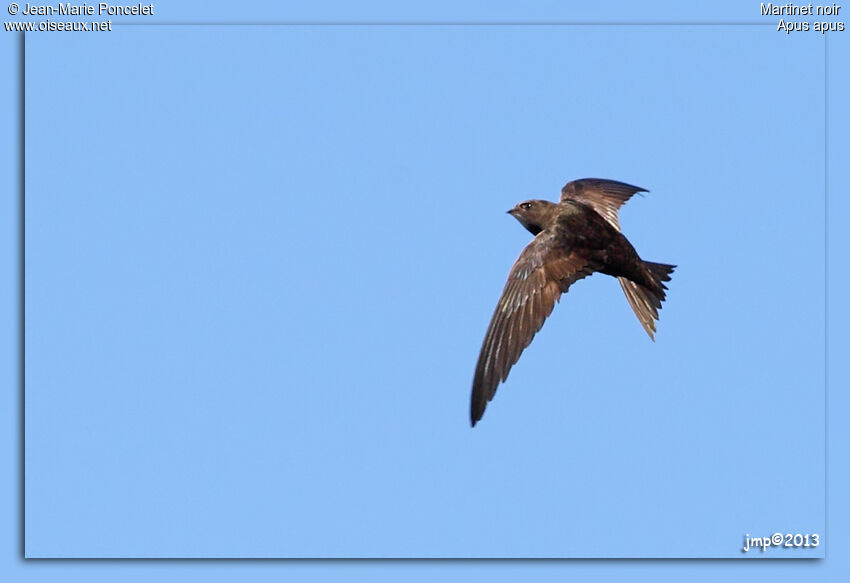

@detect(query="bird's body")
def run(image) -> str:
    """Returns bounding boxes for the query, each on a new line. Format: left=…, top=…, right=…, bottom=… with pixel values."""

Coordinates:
left=470, top=178, right=674, bottom=426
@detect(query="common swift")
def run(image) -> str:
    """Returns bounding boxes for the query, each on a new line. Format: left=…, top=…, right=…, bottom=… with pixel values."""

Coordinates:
left=470, top=178, right=675, bottom=426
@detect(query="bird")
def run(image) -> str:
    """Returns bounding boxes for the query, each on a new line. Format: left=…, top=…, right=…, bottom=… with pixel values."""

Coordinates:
left=470, top=178, right=675, bottom=426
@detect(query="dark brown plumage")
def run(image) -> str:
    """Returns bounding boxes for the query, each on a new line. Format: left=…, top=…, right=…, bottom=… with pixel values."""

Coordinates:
left=470, top=178, right=675, bottom=426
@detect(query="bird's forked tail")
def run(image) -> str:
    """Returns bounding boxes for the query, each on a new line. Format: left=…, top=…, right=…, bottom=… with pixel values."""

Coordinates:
left=618, top=261, right=675, bottom=341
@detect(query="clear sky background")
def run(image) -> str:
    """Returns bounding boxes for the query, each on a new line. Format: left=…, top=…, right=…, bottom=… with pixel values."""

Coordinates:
left=3, top=0, right=850, bottom=580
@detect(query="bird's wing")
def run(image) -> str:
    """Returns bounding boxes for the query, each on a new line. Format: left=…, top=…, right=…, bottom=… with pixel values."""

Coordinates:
left=470, top=231, right=597, bottom=426
left=560, top=178, right=647, bottom=231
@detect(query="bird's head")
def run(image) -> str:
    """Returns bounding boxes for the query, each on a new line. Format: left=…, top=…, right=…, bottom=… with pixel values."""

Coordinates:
left=507, top=199, right=557, bottom=235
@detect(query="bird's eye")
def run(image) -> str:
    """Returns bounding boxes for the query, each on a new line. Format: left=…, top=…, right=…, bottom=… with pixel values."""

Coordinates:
left=521, top=202, right=533, bottom=210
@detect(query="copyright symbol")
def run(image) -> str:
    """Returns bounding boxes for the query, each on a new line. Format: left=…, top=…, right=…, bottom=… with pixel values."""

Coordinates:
left=8, top=3, right=19, bottom=14
left=771, top=532, right=783, bottom=546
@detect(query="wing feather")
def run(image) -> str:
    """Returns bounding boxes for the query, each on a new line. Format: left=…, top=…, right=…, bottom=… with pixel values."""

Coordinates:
left=470, top=232, right=596, bottom=426
left=560, top=178, right=647, bottom=231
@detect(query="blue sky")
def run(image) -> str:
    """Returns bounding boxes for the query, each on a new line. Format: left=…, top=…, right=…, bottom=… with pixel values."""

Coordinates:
left=3, top=0, right=850, bottom=581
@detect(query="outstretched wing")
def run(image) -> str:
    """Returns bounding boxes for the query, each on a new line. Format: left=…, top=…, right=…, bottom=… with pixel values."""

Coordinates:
left=560, top=178, right=646, bottom=231
left=470, top=231, right=597, bottom=426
